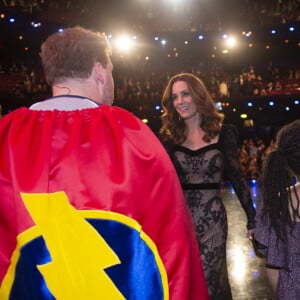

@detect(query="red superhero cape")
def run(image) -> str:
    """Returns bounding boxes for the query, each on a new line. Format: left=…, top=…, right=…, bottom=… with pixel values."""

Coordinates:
left=0, top=106, right=208, bottom=299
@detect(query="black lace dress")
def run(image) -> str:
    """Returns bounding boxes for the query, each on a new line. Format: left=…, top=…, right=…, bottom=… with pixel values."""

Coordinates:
left=164, top=124, right=256, bottom=300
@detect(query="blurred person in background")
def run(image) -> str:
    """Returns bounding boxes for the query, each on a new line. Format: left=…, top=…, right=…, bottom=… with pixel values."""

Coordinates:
left=254, top=119, right=300, bottom=300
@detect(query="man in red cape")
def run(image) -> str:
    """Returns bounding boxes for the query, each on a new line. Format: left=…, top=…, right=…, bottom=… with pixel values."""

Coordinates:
left=0, top=27, right=208, bottom=299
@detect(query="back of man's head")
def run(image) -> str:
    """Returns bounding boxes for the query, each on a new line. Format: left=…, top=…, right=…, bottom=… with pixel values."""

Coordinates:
left=40, top=26, right=111, bottom=86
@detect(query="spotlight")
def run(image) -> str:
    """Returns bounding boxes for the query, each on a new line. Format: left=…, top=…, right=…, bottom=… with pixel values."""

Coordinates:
left=114, top=35, right=135, bottom=52
left=31, top=21, right=41, bottom=28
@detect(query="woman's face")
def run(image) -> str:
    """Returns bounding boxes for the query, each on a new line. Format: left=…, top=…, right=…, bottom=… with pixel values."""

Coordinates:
left=172, top=80, right=198, bottom=120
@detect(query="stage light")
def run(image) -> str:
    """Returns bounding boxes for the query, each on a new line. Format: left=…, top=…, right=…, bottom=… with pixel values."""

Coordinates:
left=58, top=28, right=64, bottom=33
left=31, top=21, right=41, bottom=28
left=198, top=35, right=204, bottom=40
left=114, top=35, right=135, bottom=52
left=216, top=102, right=222, bottom=110
left=154, top=36, right=159, bottom=41
left=294, top=100, right=299, bottom=105
left=161, top=39, right=167, bottom=45
left=247, top=102, right=253, bottom=107
left=226, top=37, right=237, bottom=48
left=271, top=29, right=276, bottom=34
left=9, top=17, right=15, bottom=23
left=289, top=26, right=295, bottom=32
left=221, top=35, right=238, bottom=52
left=269, top=101, right=274, bottom=106
left=242, top=31, right=252, bottom=37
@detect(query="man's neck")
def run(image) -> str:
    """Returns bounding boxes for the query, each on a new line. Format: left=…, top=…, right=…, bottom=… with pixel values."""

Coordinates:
left=51, top=78, right=100, bottom=104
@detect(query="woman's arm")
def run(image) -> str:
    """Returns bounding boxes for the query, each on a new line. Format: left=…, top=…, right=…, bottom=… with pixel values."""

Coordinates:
left=222, top=124, right=256, bottom=230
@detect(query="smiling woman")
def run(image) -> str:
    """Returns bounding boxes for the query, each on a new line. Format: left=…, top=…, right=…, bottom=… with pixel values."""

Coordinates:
left=159, top=72, right=256, bottom=300
left=172, top=81, right=199, bottom=122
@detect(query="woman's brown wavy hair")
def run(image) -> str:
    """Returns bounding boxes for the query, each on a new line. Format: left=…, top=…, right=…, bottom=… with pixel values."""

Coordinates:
left=160, top=73, right=224, bottom=144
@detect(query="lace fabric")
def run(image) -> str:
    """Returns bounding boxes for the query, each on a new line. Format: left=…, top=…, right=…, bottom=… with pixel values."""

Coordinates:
left=164, top=124, right=256, bottom=299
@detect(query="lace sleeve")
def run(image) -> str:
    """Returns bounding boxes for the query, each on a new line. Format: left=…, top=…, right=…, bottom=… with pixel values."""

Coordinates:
left=222, top=124, right=256, bottom=230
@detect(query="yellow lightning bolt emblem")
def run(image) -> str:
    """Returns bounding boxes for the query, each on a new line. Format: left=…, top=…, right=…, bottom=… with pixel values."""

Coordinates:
left=21, top=192, right=125, bottom=300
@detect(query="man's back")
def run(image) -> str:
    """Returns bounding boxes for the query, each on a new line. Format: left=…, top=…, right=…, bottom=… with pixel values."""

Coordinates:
left=0, top=105, right=208, bottom=299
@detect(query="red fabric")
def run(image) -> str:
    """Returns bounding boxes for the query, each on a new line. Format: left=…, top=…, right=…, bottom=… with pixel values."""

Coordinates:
left=0, top=106, right=208, bottom=299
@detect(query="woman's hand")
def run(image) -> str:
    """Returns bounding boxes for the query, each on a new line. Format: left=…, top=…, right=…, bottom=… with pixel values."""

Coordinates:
left=247, top=229, right=255, bottom=240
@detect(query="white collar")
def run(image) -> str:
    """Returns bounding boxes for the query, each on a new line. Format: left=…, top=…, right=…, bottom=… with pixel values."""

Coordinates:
left=29, top=95, right=99, bottom=111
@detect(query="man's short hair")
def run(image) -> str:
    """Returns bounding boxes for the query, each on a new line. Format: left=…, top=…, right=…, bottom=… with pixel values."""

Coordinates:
left=40, top=26, right=111, bottom=85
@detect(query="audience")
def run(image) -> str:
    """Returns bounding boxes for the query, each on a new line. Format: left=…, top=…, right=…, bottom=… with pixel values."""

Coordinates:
left=1, top=0, right=299, bottom=32
left=1, top=58, right=299, bottom=107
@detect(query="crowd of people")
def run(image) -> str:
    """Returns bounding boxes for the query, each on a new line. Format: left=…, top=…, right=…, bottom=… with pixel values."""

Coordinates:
left=1, top=0, right=299, bottom=32
left=113, top=60, right=300, bottom=105
left=1, top=56, right=300, bottom=111
left=239, top=137, right=277, bottom=180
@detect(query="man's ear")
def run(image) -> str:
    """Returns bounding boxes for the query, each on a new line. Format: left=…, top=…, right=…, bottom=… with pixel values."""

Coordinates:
left=93, top=62, right=105, bottom=84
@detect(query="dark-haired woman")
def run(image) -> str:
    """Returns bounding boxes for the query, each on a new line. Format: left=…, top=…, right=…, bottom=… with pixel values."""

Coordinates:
left=254, top=119, right=300, bottom=300
left=160, top=73, right=256, bottom=299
